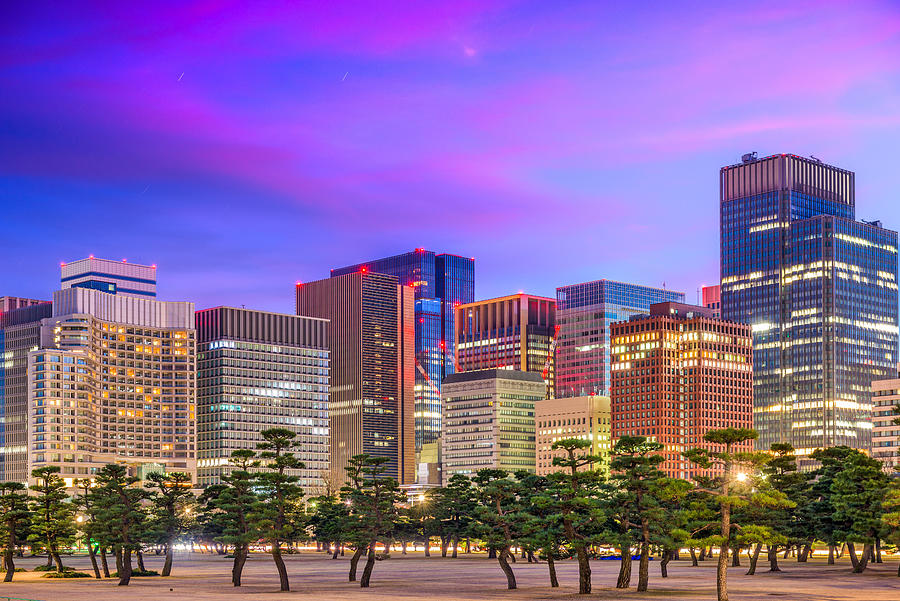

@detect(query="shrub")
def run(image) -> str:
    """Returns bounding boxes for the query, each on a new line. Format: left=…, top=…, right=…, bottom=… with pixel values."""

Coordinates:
left=43, top=571, right=92, bottom=578
left=111, top=569, right=160, bottom=577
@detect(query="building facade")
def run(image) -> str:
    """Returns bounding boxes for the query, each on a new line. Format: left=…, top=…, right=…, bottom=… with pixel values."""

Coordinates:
left=331, top=250, right=474, bottom=483
left=1, top=300, right=52, bottom=482
left=535, top=395, right=611, bottom=475
left=27, top=284, right=196, bottom=486
left=455, top=294, right=556, bottom=397
left=702, top=285, right=721, bottom=318
left=440, top=369, right=542, bottom=484
left=555, top=280, right=684, bottom=399
left=720, top=153, right=899, bottom=454
left=61, top=257, right=158, bottom=297
left=872, top=371, right=900, bottom=473
left=195, top=307, right=330, bottom=488
left=611, top=302, right=753, bottom=479
left=296, top=272, right=415, bottom=484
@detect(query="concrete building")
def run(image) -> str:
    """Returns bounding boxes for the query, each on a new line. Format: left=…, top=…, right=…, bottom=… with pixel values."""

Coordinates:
left=195, top=307, right=330, bottom=488
left=455, top=294, right=556, bottom=397
left=331, top=249, right=474, bottom=484
left=555, top=280, right=684, bottom=399
left=720, top=153, right=898, bottom=454
left=611, top=302, right=753, bottom=479
left=701, top=285, right=721, bottom=319
left=1, top=299, right=52, bottom=482
left=535, top=395, right=611, bottom=475
left=27, top=281, right=196, bottom=486
left=60, top=256, right=158, bottom=298
left=296, top=271, right=415, bottom=485
left=440, top=369, right=542, bottom=483
left=872, top=370, right=900, bottom=473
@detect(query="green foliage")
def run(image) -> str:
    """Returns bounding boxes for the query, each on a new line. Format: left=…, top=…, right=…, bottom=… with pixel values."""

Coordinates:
left=202, top=450, right=261, bottom=551
left=250, top=428, right=306, bottom=546
left=111, top=569, right=160, bottom=577
left=830, top=450, right=889, bottom=545
left=42, top=570, right=92, bottom=578
left=28, top=466, right=76, bottom=569
left=0, top=481, right=31, bottom=575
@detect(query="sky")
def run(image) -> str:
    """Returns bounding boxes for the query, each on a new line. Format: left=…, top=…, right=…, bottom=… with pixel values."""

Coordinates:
left=2, top=0, right=899, bottom=314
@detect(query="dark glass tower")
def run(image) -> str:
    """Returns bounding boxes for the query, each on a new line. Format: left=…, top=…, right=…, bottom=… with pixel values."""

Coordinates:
left=720, top=153, right=899, bottom=454
left=331, top=250, right=474, bottom=477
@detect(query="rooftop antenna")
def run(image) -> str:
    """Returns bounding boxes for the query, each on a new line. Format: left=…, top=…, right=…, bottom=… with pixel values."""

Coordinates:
left=810, top=154, right=822, bottom=163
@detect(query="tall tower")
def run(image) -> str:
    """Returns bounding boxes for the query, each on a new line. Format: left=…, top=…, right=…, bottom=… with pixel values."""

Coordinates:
left=296, top=271, right=416, bottom=485
left=720, top=153, right=898, bottom=454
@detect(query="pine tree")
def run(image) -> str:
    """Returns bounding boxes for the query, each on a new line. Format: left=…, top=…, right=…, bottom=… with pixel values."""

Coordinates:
left=829, top=449, right=889, bottom=573
left=145, top=471, right=194, bottom=576
left=73, top=478, right=102, bottom=578
left=90, top=464, right=148, bottom=586
left=0, top=482, right=30, bottom=582
left=28, top=466, right=76, bottom=572
left=471, top=469, right=523, bottom=590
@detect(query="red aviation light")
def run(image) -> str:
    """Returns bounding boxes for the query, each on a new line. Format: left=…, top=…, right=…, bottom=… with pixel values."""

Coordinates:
left=360, top=266, right=368, bottom=274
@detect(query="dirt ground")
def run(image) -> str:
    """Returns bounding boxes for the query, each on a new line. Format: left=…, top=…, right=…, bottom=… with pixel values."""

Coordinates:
left=0, top=551, right=898, bottom=600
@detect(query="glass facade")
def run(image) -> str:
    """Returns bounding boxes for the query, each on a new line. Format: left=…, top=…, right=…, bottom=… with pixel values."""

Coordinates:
left=555, top=280, right=683, bottom=398
left=331, top=250, right=475, bottom=453
left=721, top=154, right=899, bottom=453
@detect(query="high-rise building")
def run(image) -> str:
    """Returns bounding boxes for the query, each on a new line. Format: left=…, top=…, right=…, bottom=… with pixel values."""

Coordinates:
left=871, top=370, right=900, bottom=473
left=455, top=294, right=556, bottom=396
left=296, top=271, right=415, bottom=484
left=26, top=275, right=196, bottom=486
left=195, top=307, right=330, bottom=488
left=701, top=285, right=721, bottom=318
left=440, top=369, right=542, bottom=484
left=555, top=280, right=684, bottom=399
left=1, top=299, right=52, bottom=482
left=331, top=250, right=474, bottom=483
left=60, top=256, right=158, bottom=297
left=610, top=302, right=753, bottom=479
left=535, top=395, right=611, bottom=476
left=720, top=153, right=899, bottom=454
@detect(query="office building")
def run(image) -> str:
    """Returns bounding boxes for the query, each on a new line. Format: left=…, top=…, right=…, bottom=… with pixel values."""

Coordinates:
left=440, top=369, right=542, bottom=483
left=610, top=302, right=753, bottom=479
left=535, top=395, right=611, bottom=476
left=702, top=285, right=721, bottom=318
left=555, top=280, right=684, bottom=399
left=455, top=294, right=556, bottom=397
left=872, top=370, right=900, bottom=473
left=195, top=307, right=330, bottom=488
left=331, top=249, right=474, bottom=483
left=27, top=273, right=196, bottom=486
left=61, top=256, right=157, bottom=297
left=1, top=299, right=52, bottom=482
left=296, top=271, right=415, bottom=484
left=720, top=153, right=899, bottom=454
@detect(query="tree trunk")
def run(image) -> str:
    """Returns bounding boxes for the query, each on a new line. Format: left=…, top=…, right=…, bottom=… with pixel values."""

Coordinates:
left=162, top=542, right=173, bottom=577
left=423, top=536, right=431, bottom=557
left=349, top=545, right=366, bottom=581
left=847, top=542, right=859, bottom=571
left=616, top=548, right=632, bottom=589
left=852, top=543, right=871, bottom=574
left=660, top=549, right=673, bottom=578
left=466, top=537, right=471, bottom=553
left=271, top=543, right=290, bottom=591
left=3, top=549, right=14, bottom=582
left=401, top=540, right=407, bottom=555
left=88, top=544, right=101, bottom=579
left=497, top=548, right=516, bottom=590
left=637, top=536, right=650, bottom=591
left=732, top=545, right=741, bottom=567
left=690, top=547, right=698, bottom=567
left=717, top=503, right=730, bottom=601
left=441, top=535, right=449, bottom=557
left=746, top=543, right=762, bottom=575
left=547, top=555, right=559, bottom=587
left=827, top=545, right=835, bottom=565
left=699, top=547, right=706, bottom=561
left=575, top=542, right=592, bottom=594
left=118, top=548, right=132, bottom=586
left=136, top=550, right=146, bottom=572
left=767, top=545, right=781, bottom=572
left=360, top=539, right=377, bottom=588
left=101, top=548, right=111, bottom=578
left=332, top=542, right=340, bottom=559
left=875, top=539, right=883, bottom=563
left=232, top=543, right=247, bottom=587
left=798, top=543, right=812, bottom=562
left=451, top=535, right=459, bottom=558
left=50, top=545, right=64, bottom=572
left=488, top=548, right=496, bottom=559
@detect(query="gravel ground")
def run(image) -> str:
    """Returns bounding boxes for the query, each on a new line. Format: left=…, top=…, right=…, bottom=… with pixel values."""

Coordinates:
left=0, top=551, right=897, bottom=600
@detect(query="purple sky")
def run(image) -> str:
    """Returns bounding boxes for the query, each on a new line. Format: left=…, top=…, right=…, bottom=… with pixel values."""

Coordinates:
left=2, top=1, right=900, bottom=313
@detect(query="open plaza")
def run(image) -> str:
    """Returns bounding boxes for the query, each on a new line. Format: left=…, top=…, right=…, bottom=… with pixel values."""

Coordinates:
left=0, top=552, right=897, bottom=601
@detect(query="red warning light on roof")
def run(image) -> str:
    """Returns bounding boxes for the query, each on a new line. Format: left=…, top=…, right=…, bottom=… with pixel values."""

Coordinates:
left=360, top=266, right=368, bottom=274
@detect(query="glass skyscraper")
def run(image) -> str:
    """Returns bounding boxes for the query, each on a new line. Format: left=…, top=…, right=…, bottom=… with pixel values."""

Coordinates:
left=331, top=250, right=474, bottom=479
left=720, top=153, right=899, bottom=454
left=555, top=280, right=684, bottom=398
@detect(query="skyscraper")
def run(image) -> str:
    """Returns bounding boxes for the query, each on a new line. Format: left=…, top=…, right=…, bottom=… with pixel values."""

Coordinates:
left=296, top=271, right=416, bottom=484
left=610, top=302, right=753, bottom=479
left=26, top=260, right=196, bottom=486
left=720, top=153, right=899, bottom=454
left=535, top=395, right=611, bottom=476
left=1, top=299, right=52, bottom=482
left=331, top=250, right=474, bottom=483
left=555, top=280, right=684, bottom=398
left=454, top=294, right=556, bottom=396
left=61, top=256, right=158, bottom=297
left=701, top=284, right=721, bottom=318
left=195, top=307, right=330, bottom=487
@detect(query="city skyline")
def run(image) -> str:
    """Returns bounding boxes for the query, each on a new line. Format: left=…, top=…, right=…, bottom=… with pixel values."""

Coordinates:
left=3, top=2, right=900, bottom=312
